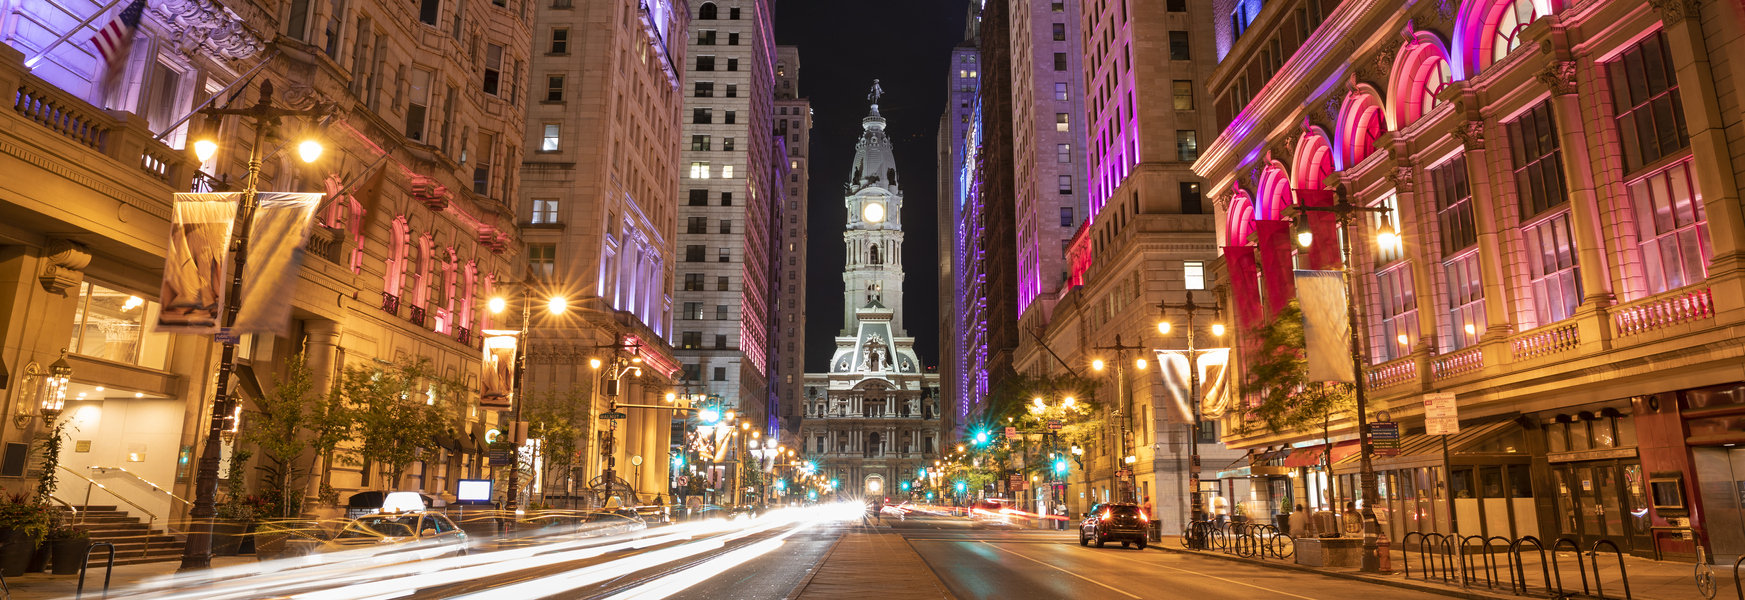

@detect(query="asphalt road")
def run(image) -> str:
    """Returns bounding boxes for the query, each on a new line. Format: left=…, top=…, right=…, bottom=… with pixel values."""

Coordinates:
left=898, top=519, right=1454, bottom=600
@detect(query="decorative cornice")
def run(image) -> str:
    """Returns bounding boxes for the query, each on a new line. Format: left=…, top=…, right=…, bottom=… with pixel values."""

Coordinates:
left=1387, top=166, right=1416, bottom=192
left=1538, top=60, right=1578, bottom=96
left=153, top=0, right=265, bottom=61
left=1646, top=0, right=1700, bottom=21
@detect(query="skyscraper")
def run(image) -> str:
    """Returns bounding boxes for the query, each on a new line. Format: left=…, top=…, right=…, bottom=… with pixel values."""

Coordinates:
left=520, top=0, right=688, bottom=504
left=673, top=0, right=780, bottom=431
left=772, top=46, right=812, bottom=434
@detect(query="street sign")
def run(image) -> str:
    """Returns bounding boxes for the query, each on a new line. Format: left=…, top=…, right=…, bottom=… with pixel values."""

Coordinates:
left=1371, top=421, right=1401, bottom=457
left=1048, top=420, right=1063, bottom=431
left=488, top=450, right=514, bottom=466
left=599, top=411, right=627, bottom=420
left=1424, top=393, right=1459, bottom=435
left=214, top=329, right=240, bottom=344
left=1116, top=469, right=1131, bottom=478
left=676, top=476, right=688, bottom=487
left=1004, top=426, right=1017, bottom=438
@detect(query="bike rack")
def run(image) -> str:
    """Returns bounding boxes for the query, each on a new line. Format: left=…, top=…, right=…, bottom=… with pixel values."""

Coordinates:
left=1486, top=536, right=1518, bottom=593
left=1731, top=554, right=1744, bottom=600
left=75, top=541, right=116, bottom=600
left=1510, top=536, right=1556, bottom=598
left=1551, top=537, right=1591, bottom=597
left=1590, top=539, right=1631, bottom=600
left=1460, top=535, right=1501, bottom=589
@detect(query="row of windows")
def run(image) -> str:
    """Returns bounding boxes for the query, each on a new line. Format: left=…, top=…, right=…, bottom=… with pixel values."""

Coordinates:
left=687, top=189, right=737, bottom=206
left=689, top=135, right=737, bottom=151
left=694, top=30, right=742, bottom=46
left=682, top=245, right=735, bottom=262
left=690, top=109, right=739, bottom=124
left=688, top=162, right=736, bottom=178
left=693, top=82, right=740, bottom=97
left=680, top=273, right=734, bottom=291
left=682, top=217, right=736, bottom=234
left=679, top=302, right=733, bottom=320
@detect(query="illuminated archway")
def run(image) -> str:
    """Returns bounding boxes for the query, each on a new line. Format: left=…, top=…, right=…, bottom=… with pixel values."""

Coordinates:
left=1336, top=89, right=1389, bottom=167
left=1389, top=33, right=1456, bottom=128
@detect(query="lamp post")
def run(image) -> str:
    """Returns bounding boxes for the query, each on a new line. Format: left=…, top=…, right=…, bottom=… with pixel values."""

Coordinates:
left=488, top=275, right=551, bottom=521
left=1293, top=183, right=1398, bottom=573
left=181, top=79, right=329, bottom=571
left=1154, top=292, right=1225, bottom=548
left=1091, top=334, right=1148, bottom=503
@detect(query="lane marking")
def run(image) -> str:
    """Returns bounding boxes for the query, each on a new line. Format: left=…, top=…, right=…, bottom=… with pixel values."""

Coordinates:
left=978, top=542, right=1142, bottom=599
left=1085, top=548, right=1324, bottom=600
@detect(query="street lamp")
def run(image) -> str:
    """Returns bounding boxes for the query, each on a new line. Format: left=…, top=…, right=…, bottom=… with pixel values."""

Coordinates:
left=489, top=278, right=568, bottom=520
left=1155, top=291, right=1225, bottom=548
left=181, top=79, right=332, bottom=571
left=40, top=350, right=71, bottom=422
left=1293, top=183, right=1395, bottom=573
left=1090, top=334, right=1148, bottom=503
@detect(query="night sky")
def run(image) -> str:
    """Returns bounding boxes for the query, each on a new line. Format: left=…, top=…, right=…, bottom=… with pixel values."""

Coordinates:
left=775, top=0, right=969, bottom=373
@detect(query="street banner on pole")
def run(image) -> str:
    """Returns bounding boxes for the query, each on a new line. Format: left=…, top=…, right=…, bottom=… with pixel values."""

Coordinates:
left=157, top=194, right=238, bottom=333
left=231, top=192, right=322, bottom=335
left=1295, top=270, right=1354, bottom=383
left=1152, top=348, right=1231, bottom=421
left=480, top=330, right=518, bottom=409
left=1424, top=393, right=1460, bottom=435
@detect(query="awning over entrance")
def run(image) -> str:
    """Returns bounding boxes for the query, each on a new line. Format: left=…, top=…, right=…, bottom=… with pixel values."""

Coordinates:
left=1331, top=420, right=1522, bottom=474
left=1281, top=440, right=1359, bottom=468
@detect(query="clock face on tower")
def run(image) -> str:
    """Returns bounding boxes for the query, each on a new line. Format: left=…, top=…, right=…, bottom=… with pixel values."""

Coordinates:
left=862, top=202, right=886, bottom=223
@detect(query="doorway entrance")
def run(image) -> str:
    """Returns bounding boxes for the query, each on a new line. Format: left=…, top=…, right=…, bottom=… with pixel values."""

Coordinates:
left=1551, top=461, right=1651, bottom=552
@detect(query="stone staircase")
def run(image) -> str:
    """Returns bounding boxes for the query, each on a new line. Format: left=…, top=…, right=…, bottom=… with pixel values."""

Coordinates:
left=57, top=505, right=186, bottom=566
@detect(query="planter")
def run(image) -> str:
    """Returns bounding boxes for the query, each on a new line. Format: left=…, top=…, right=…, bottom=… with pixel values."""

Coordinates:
left=0, top=529, right=39, bottom=577
left=253, top=520, right=316, bottom=561
left=26, top=542, right=48, bottom=573
left=238, top=522, right=257, bottom=555
left=49, top=537, right=91, bottom=575
left=212, top=521, right=246, bottom=557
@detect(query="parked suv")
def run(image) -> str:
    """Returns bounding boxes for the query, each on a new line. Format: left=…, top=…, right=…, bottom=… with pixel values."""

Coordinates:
left=1079, top=503, right=1148, bottom=549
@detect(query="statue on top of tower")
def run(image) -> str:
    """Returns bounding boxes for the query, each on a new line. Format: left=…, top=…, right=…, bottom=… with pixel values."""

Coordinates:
left=868, top=79, right=884, bottom=104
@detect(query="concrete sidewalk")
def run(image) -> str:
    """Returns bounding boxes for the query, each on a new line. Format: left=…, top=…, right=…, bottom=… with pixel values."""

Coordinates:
left=1156, top=535, right=1715, bottom=600
left=0, top=557, right=258, bottom=599
left=788, top=526, right=956, bottom=599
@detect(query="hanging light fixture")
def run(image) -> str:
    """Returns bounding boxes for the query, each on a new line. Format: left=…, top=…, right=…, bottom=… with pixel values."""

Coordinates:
left=39, top=350, right=72, bottom=422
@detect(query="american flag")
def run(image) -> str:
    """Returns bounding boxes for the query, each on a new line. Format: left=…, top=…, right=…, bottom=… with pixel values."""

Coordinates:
left=90, top=0, right=146, bottom=73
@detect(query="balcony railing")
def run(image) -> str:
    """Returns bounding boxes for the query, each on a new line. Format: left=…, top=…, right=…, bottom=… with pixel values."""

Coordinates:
left=1510, top=321, right=1580, bottom=360
left=1432, top=347, right=1484, bottom=380
left=408, top=305, right=427, bottom=328
left=6, top=55, right=193, bottom=192
left=381, top=292, right=400, bottom=316
left=15, top=80, right=106, bottom=150
left=1365, top=356, right=1417, bottom=390
left=1613, top=286, right=1714, bottom=337
left=455, top=326, right=472, bottom=346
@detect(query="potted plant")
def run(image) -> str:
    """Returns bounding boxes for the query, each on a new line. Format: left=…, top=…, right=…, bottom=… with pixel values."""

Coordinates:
left=0, top=492, right=48, bottom=577
left=45, top=519, right=89, bottom=575
left=212, top=449, right=255, bottom=557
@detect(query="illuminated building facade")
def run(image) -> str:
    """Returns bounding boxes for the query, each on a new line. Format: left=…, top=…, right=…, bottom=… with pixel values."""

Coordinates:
left=1198, top=0, right=1745, bottom=561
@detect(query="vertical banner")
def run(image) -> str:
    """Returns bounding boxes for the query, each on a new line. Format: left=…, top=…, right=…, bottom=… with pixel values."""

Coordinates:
left=1256, top=220, right=1295, bottom=318
left=1152, top=348, right=1232, bottom=421
left=1295, top=270, right=1354, bottom=382
left=1224, top=246, right=1263, bottom=333
left=480, top=330, right=518, bottom=409
left=157, top=193, right=239, bottom=334
left=231, top=192, right=323, bottom=335
left=1295, top=188, right=1344, bottom=270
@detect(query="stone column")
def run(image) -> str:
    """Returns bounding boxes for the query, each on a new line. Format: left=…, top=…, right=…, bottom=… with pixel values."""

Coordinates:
left=302, top=320, right=343, bottom=507
left=1537, top=59, right=1615, bottom=309
left=1653, top=0, right=1745, bottom=315
left=1451, top=118, right=1517, bottom=339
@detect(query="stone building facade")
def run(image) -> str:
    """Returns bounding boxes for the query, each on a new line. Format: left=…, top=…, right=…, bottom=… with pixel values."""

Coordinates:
left=772, top=46, right=810, bottom=434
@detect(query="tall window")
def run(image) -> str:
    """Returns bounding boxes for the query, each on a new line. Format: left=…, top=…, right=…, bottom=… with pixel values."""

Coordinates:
left=1525, top=212, right=1582, bottom=325
left=680, top=332, right=702, bottom=349
left=693, top=108, right=713, bottom=124
left=1173, top=81, right=1194, bottom=110
left=1184, top=261, right=1206, bottom=290
left=717, top=276, right=730, bottom=291
left=691, top=135, right=711, bottom=151
left=719, top=220, right=732, bottom=234
left=683, top=302, right=703, bottom=320
left=1056, top=113, right=1069, bottom=132
left=1058, top=175, right=1073, bottom=195
left=1432, top=157, right=1477, bottom=255
left=406, top=68, right=431, bottom=140
left=1177, top=130, right=1199, bottom=161
left=1055, top=82, right=1068, bottom=101
left=1181, top=182, right=1204, bottom=214
left=683, top=273, right=704, bottom=291
left=1607, top=32, right=1690, bottom=173
left=698, top=2, right=716, bottom=19
left=698, top=29, right=715, bottom=45
left=549, top=28, right=568, bottom=53
left=1169, top=32, right=1190, bottom=60
left=1060, top=206, right=1075, bottom=227
left=697, top=56, right=715, bottom=71
left=727, top=58, right=738, bottom=71
left=540, top=124, right=560, bottom=151
left=1057, top=144, right=1072, bottom=163
left=1052, top=23, right=1066, bottom=41
left=545, top=75, right=563, bottom=101
left=688, top=189, right=708, bottom=206
left=695, top=82, right=714, bottom=97
left=690, top=162, right=710, bottom=178
left=1053, top=52, right=1067, bottom=71
left=419, top=0, right=439, bottom=25
left=1506, top=101, right=1568, bottom=218
left=527, top=244, right=555, bottom=279
left=483, top=44, right=503, bottom=95
left=1443, top=252, right=1486, bottom=351
left=1631, top=161, right=1709, bottom=294
left=531, top=199, right=558, bottom=223
left=686, top=217, right=707, bottom=234
left=685, top=245, right=705, bottom=262
left=473, top=132, right=495, bottom=195
left=1374, top=265, right=1418, bottom=362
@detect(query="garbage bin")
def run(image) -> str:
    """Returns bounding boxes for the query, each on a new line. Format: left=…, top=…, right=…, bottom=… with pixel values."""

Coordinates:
left=1150, top=521, right=1162, bottom=542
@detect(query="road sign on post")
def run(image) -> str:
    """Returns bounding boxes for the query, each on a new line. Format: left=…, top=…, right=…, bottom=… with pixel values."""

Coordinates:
left=599, top=411, right=627, bottom=420
left=1424, top=393, right=1459, bottom=435
left=1048, top=419, right=1062, bottom=431
left=1004, top=426, right=1017, bottom=438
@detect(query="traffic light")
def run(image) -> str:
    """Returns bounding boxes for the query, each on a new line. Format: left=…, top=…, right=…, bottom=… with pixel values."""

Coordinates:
left=954, top=481, right=966, bottom=493
left=972, top=430, right=989, bottom=446
left=917, top=467, right=926, bottom=478
left=1054, top=459, right=1067, bottom=474
left=901, top=481, right=910, bottom=491
left=700, top=408, right=721, bottom=423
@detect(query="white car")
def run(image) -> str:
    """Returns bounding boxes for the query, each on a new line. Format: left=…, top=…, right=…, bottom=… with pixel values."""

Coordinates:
left=319, top=510, right=469, bottom=557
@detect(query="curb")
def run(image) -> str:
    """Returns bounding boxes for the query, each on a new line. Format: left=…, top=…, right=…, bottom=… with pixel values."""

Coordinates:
left=1149, top=544, right=1523, bottom=600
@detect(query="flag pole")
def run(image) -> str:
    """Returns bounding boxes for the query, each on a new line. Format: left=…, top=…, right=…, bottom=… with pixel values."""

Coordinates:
left=153, top=50, right=281, bottom=142
left=23, top=0, right=127, bottom=69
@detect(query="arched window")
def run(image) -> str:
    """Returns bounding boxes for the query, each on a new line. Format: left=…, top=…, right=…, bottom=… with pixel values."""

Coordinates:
left=1225, top=191, right=1256, bottom=247
left=1292, top=132, right=1336, bottom=190
left=1391, top=37, right=1455, bottom=127
left=1338, top=93, right=1388, bottom=167
left=1257, top=165, right=1292, bottom=221
left=1490, top=0, right=1537, bottom=64
left=870, top=244, right=881, bottom=264
left=698, top=2, right=717, bottom=19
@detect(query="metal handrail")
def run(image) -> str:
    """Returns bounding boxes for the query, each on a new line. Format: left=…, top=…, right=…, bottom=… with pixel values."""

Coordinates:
left=86, top=466, right=191, bottom=507
left=57, top=466, right=160, bottom=521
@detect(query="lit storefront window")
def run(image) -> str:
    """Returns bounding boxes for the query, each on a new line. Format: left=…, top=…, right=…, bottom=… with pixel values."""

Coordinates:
left=68, top=281, right=170, bottom=370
